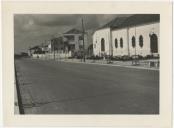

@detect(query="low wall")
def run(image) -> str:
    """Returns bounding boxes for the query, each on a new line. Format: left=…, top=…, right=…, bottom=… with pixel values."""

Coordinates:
left=32, top=52, right=72, bottom=60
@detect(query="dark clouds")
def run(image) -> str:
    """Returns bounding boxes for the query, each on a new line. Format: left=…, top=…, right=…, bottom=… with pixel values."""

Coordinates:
left=32, top=14, right=81, bottom=27
left=14, top=14, right=118, bottom=53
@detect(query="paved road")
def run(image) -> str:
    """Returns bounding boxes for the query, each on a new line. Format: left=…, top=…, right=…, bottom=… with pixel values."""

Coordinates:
left=15, top=58, right=159, bottom=114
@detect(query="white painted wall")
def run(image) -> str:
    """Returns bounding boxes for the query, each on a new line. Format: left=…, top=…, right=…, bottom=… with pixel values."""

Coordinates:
left=128, top=22, right=159, bottom=56
left=93, top=28, right=111, bottom=56
left=32, top=52, right=72, bottom=59
left=93, top=22, right=160, bottom=57
left=112, top=28, right=129, bottom=56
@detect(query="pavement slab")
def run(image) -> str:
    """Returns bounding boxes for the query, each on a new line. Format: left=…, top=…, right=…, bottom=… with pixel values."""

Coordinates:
left=15, top=58, right=159, bottom=114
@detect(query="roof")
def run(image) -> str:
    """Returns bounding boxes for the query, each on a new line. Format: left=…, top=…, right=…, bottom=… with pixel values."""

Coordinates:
left=64, top=28, right=82, bottom=34
left=100, top=16, right=128, bottom=29
left=119, top=14, right=160, bottom=28
left=99, top=14, right=160, bottom=30
left=29, top=45, right=40, bottom=50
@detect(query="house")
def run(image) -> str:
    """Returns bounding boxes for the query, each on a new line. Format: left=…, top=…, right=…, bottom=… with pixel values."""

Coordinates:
left=63, top=28, right=88, bottom=53
left=47, top=28, right=88, bottom=56
left=93, top=14, right=160, bottom=57
left=28, top=40, right=51, bottom=57
left=28, top=45, right=42, bottom=56
left=50, top=37, right=65, bottom=53
left=87, top=44, right=93, bottom=57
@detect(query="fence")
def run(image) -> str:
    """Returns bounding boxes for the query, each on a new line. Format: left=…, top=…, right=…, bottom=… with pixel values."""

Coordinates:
left=31, top=52, right=72, bottom=60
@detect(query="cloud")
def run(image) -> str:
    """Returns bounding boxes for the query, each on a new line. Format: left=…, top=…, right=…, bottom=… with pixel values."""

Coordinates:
left=14, top=14, right=119, bottom=53
left=31, top=14, right=81, bottom=27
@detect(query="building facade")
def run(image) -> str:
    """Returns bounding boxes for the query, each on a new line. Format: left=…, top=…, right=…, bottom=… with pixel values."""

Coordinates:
left=93, top=14, right=160, bottom=57
left=63, top=28, right=88, bottom=53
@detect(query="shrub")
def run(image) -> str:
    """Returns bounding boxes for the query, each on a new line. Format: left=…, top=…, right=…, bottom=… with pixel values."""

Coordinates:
left=145, top=55, right=153, bottom=59
left=111, top=56, right=121, bottom=61
left=121, top=55, right=132, bottom=61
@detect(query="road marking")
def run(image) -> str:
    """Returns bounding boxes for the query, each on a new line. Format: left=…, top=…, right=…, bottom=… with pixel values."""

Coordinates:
left=57, top=60, right=159, bottom=71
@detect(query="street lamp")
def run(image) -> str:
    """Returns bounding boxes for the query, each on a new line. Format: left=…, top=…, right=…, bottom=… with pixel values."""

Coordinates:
left=81, top=18, right=85, bottom=62
left=133, top=26, right=138, bottom=65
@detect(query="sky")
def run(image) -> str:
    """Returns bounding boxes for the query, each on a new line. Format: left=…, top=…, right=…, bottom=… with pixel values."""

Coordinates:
left=14, top=14, right=122, bottom=54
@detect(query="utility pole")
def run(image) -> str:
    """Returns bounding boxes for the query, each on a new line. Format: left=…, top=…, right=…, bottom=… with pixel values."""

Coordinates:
left=52, top=39, right=55, bottom=60
left=127, top=28, right=130, bottom=57
left=29, top=46, right=31, bottom=57
left=134, top=26, right=138, bottom=65
left=82, top=18, right=85, bottom=62
left=54, top=40, right=55, bottom=60
left=135, top=26, right=137, bottom=57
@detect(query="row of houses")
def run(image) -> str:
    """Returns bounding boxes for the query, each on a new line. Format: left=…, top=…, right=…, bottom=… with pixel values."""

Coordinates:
left=29, top=14, right=160, bottom=59
left=28, top=28, right=91, bottom=57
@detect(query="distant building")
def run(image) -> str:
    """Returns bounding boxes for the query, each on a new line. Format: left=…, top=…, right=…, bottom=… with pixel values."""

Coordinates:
left=87, top=44, right=93, bottom=57
left=28, top=43, right=50, bottom=57
left=28, top=28, right=89, bottom=57
left=63, top=28, right=88, bottom=53
left=50, top=36, right=65, bottom=53
left=41, top=42, right=51, bottom=53
left=28, top=46, right=42, bottom=56
left=93, top=14, right=160, bottom=57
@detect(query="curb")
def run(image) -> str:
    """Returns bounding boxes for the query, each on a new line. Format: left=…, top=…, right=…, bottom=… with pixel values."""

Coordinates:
left=14, top=79, right=19, bottom=114
left=15, top=66, right=25, bottom=114
left=56, top=60, right=159, bottom=71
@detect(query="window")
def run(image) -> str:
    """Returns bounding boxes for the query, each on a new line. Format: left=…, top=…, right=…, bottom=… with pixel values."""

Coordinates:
left=66, top=35, right=74, bottom=41
left=79, top=35, right=83, bottom=40
left=94, top=44, right=96, bottom=48
left=139, top=35, right=143, bottom=48
left=150, top=34, right=158, bottom=53
left=115, top=38, right=118, bottom=48
left=79, top=45, right=83, bottom=49
left=120, top=38, right=123, bottom=48
left=101, top=38, right=105, bottom=51
left=132, top=36, right=136, bottom=48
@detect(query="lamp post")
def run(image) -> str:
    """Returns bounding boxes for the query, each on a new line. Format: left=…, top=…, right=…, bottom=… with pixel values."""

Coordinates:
left=134, top=26, right=138, bottom=65
left=149, top=29, right=154, bottom=56
left=81, top=18, right=85, bottom=62
left=51, top=39, right=55, bottom=60
left=134, top=26, right=137, bottom=57
left=132, top=26, right=138, bottom=65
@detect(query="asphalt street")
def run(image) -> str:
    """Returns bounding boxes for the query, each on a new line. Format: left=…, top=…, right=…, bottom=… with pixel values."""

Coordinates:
left=15, top=58, right=159, bottom=114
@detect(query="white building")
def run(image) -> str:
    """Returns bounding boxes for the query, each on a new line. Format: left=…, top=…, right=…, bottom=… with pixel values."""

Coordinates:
left=93, top=14, right=160, bottom=57
left=63, top=28, right=88, bottom=52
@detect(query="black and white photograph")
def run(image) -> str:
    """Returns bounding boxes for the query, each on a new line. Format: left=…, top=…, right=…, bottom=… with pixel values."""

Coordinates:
left=2, top=1, right=172, bottom=127
left=14, top=14, right=160, bottom=114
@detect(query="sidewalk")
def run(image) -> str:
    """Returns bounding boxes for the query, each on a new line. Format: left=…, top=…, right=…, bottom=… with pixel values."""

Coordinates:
left=54, top=58, right=159, bottom=70
left=14, top=78, right=19, bottom=114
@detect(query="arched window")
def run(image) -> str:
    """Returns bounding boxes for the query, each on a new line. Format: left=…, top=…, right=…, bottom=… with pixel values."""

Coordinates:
left=120, top=38, right=123, bottom=48
left=132, top=36, right=136, bottom=48
left=101, top=38, right=105, bottom=51
left=139, top=35, right=143, bottom=48
left=115, top=38, right=118, bottom=48
left=150, top=34, right=158, bottom=53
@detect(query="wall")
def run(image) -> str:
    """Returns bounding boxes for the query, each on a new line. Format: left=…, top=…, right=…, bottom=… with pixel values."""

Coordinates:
left=66, top=34, right=88, bottom=52
left=32, top=52, right=72, bottom=59
left=78, top=34, right=88, bottom=50
left=128, top=22, right=159, bottom=56
left=112, top=28, right=129, bottom=56
left=111, top=22, right=159, bottom=57
left=93, top=28, right=111, bottom=56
